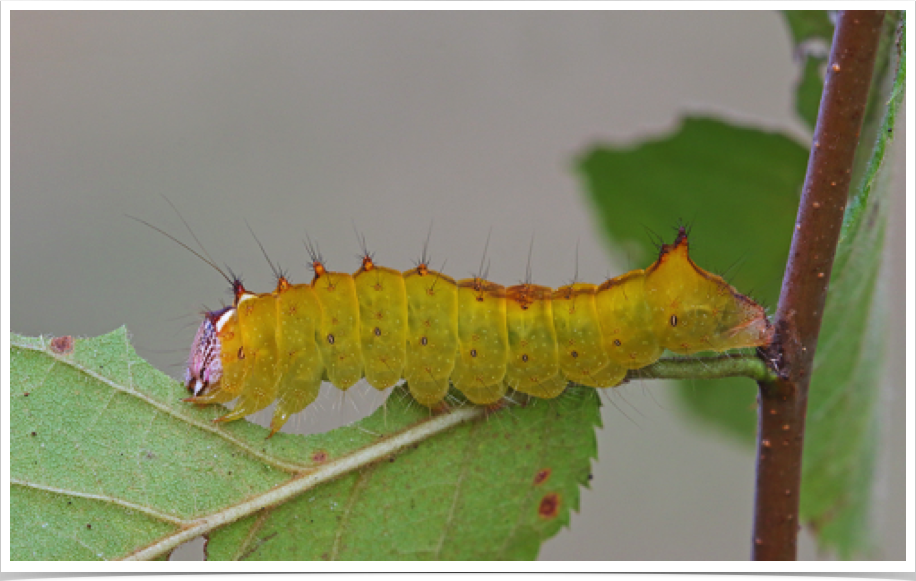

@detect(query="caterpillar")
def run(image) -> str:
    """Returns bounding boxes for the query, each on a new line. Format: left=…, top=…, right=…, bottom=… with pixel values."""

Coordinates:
left=177, top=226, right=773, bottom=435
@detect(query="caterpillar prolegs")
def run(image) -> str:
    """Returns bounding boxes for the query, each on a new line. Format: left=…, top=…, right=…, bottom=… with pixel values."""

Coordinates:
left=184, top=228, right=773, bottom=434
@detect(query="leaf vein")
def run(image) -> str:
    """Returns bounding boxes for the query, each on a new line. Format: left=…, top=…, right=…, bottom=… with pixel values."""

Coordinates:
left=329, top=466, right=374, bottom=560
left=11, top=478, right=187, bottom=526
left=232, top=508, right=274, bottom=561
left=433, top=419, right=480, bottom=558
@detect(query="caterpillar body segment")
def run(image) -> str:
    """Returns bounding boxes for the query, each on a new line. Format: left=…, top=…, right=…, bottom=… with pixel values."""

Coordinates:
left=551, top=283, right=628, bottom=389
left=449, top=279, right=510, bottom=405
left=311, top=271, right=363, bottom=390
left=403, top=267, right=459, bottom=406
left=215, top=291, right=282, bottom=422
left=504, top=284, right=567, bottom=399
left=183, top=228, right=773, bottom=433
left=595, top=270, right=666, bottom=370
left=353, top=263, right=408, bottom=391
left=270, top=279, right=325, bottom=433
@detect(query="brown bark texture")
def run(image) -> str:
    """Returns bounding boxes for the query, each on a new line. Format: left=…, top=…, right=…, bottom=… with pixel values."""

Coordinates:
left=751, top=10, right=886, bottom=561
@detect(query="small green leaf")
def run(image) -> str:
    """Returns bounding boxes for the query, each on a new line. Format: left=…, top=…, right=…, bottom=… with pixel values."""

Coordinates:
left=782, top=11, right=835, bottom=130
left=783, top=11, right=835, bottom=46
left=576, top=115, right=807, bottom=442
left=10, top=329, right=600, bottom=560
left=799, top=16, right=905, bottom=558
left=796, top=54, right=828, bottom=130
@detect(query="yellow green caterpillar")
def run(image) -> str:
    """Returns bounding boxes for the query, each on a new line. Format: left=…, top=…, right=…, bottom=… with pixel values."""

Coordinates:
left=182, top=227, right=773, bottom=435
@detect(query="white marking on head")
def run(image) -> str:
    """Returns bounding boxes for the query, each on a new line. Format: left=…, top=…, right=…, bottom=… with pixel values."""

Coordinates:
left=216, top=308, right=235, bottom=331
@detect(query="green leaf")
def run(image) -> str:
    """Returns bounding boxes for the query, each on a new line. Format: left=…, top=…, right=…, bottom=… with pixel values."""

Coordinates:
left=205, top=393, right=598, bottom=560
left=782, top=11, right=835, bottom=130
left=10, top=329, right=600, bottom=560
left=783, top=10, right=835, bottom=46
left=799, top=15, right=905, bottom=558
left=795, top=53, right=828, bottom=130
left=576, top=116, right=807, bottom=442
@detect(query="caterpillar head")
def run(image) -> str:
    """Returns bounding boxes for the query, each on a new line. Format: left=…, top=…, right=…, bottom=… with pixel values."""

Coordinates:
left=184, top=307, right=231, bottom=396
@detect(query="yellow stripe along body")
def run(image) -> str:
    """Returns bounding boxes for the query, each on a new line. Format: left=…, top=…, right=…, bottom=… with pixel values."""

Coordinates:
left=187, top=232, right=773, bottom=434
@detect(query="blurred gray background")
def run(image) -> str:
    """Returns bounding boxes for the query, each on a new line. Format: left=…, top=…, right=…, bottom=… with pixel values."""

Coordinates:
left=10, top=11, right=905, bottom=560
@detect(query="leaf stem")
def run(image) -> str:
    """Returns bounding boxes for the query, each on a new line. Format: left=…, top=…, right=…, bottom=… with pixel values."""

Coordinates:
left=627, top=354, right=776, bottom=383
left=752, top=10, right=885, bottom=561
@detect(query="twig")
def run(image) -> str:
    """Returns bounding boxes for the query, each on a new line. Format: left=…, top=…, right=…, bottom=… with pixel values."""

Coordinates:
left=627, top=354, right=776, bottom=383
left=752, top=10, right=885, bottom=561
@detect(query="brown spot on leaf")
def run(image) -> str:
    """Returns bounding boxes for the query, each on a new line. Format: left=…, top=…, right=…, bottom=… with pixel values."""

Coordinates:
left=50, top=336, right=74, bottom=354
left=533, top=468, right=551, bottom=485
left=538, top=493, right=560, bottom=519
left=311, top=450, right=328, bottom=463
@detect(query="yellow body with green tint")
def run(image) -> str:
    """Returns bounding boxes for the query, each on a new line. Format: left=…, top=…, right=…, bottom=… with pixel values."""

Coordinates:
left=183, top=228, right=774, bottom=434
left=354, top=264, right=408, bottom=390
left=271, top=282, right=325, bottom=430
left=551, top=283, right=627, bottom=388
left=402, top=268, right=459, bottom=406
left=311, top=271, right=363, bottom=390
left=595, top=270, right=665, bottom=369
left=504, top=284, right=567, bottom=399
left=218, top=292, right=282, bottom=423
left=450, top=280, right=509, bottom=405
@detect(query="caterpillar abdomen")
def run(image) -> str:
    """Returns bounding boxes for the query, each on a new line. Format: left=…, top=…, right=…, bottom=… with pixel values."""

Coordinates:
left=184, top=228, right=773, bottom=434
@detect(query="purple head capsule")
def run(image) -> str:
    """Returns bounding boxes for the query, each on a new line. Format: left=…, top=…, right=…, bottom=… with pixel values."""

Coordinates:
left=184, top=307, right=231, bottom=396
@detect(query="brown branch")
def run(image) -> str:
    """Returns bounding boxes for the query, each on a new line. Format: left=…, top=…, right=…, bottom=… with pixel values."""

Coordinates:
left=751, top=11, right=885, bottom=560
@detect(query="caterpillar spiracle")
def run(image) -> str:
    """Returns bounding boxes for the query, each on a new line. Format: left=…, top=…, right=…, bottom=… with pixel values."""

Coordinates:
left=181, top=227, right=772, bottom=434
